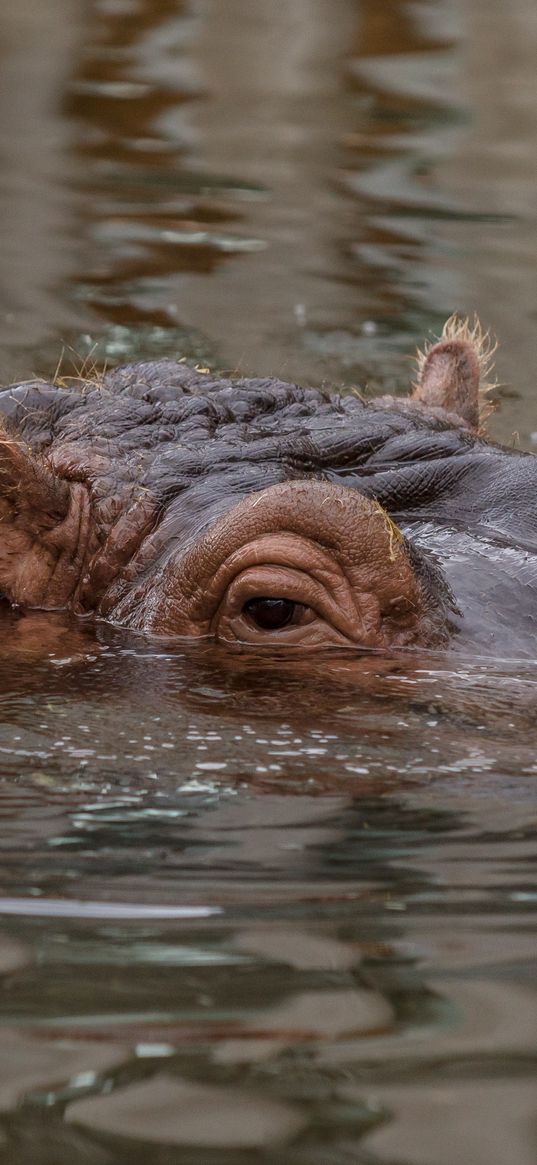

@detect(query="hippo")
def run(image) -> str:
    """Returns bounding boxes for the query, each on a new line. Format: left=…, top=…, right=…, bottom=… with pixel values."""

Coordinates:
left=0, top=318, right=535, bottom=660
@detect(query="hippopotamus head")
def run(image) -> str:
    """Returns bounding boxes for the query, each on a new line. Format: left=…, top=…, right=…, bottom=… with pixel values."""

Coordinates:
left=1, top=318, right=536, bottom=658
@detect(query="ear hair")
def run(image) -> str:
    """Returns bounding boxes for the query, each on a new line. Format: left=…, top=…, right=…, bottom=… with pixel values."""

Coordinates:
left=413, top=315, right=497, bottom=430
left=0, top=427, right=69, bottom=527
left=0, top=429, right=78, bottom=608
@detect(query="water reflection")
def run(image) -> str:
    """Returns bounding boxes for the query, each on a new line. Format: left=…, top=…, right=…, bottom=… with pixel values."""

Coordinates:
left=0, top=625, right=535, bottom=1075
left=1, top=1, right=537, bottom=1162
left=2, top=610, right=537, bottom=795
left=0, top=760, right=534, bottom=1164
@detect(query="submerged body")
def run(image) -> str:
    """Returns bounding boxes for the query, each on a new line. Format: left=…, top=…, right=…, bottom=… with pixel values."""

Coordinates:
left=0, top=319, right=536, bottom=659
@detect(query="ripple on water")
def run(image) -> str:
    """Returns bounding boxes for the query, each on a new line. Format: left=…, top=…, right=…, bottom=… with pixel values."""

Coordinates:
left=1, top=0, right=537, bottom=1158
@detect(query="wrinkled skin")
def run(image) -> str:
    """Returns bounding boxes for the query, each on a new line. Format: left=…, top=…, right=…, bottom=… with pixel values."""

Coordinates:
left=1, top=320, right=536, bottom=659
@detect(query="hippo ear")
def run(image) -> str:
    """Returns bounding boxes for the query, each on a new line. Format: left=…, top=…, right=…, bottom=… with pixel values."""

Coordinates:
left=413, top=316, right=496, bottom=430
left=0, top=430, right=71, bottom=606
left=0, top=432, right=69, bottom=520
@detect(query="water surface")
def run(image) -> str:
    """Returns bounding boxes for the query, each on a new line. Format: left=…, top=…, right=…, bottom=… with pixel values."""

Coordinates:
left=0, top=2, right=536, bottom=1162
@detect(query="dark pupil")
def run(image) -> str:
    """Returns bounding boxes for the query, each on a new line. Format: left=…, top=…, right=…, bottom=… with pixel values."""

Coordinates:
left=244, top=597, right=296, bottom=631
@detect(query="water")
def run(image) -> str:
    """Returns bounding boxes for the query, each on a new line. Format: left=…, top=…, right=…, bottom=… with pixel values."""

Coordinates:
left=0, top=1, right=536, bottom=1162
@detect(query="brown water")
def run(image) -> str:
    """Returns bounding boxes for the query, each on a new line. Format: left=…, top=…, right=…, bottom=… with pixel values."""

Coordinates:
left=0, top=2, right=536, bottom=1162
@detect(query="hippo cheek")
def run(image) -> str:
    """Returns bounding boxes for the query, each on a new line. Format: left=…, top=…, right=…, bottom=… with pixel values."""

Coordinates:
left=133, top=481, right=446, bottom=651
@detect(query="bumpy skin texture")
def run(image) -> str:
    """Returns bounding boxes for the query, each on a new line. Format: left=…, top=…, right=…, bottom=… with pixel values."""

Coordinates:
left=1, top=334, right=537, bottom=657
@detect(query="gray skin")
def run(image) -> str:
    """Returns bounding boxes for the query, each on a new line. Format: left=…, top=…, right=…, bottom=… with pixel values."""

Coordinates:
left=0, top=321, right=536, bottom=660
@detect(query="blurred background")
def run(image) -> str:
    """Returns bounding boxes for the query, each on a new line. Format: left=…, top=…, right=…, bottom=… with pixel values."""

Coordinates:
left=0, top=0, right=536, bottom=440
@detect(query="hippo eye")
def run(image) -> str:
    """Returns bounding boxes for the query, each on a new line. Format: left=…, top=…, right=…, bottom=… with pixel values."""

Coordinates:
left=244, top=597, right=296, bottom=631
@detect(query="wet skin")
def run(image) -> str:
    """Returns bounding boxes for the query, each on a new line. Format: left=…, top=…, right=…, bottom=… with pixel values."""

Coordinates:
left=0, top=319, right=536, bottom=659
